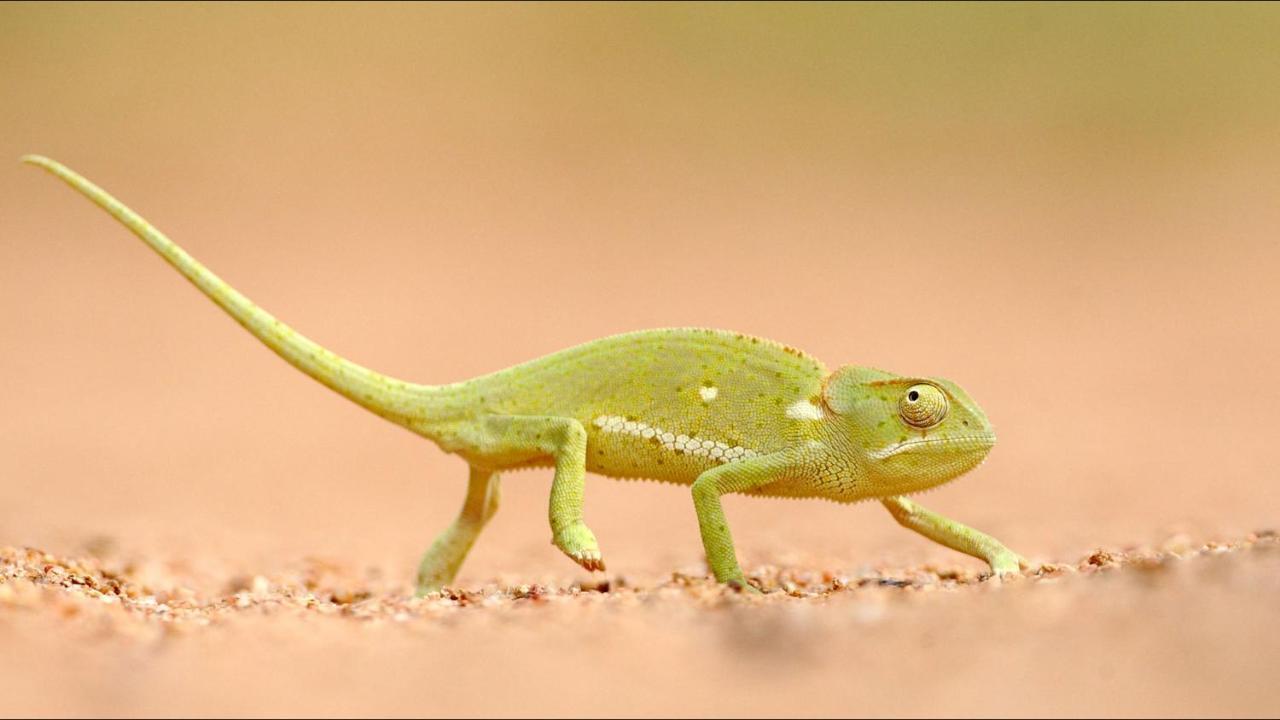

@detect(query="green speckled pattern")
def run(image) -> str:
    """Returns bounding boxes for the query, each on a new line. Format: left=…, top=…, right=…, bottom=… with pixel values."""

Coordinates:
left=425, top=328, right=827, bottom=482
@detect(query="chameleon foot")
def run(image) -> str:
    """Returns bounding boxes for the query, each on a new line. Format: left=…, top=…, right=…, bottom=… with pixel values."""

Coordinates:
left=726, top=577, right=764, bottom=595
left=986, top=549, right=1024, bottom=579
left=553, top=522, right=606, bottom=572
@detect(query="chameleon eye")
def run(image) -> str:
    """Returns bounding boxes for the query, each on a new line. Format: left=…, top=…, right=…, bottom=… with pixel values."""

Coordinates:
left=899, top=383, right=948, bottom=428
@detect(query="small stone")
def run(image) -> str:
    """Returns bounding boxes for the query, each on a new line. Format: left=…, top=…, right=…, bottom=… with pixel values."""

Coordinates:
left=1085, top=549, right=1119, bottom=567
left=251, top=575, right=270, bottom=599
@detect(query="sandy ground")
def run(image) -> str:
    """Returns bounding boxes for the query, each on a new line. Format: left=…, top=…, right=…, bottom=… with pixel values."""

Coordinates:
left=2, top=533, right=1277, bottom=717
left=3, top=4, right=1280, bottom=717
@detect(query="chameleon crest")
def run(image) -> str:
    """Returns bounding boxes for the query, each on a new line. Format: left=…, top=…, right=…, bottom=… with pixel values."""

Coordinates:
left=23, top=155, right=1023, bottom=593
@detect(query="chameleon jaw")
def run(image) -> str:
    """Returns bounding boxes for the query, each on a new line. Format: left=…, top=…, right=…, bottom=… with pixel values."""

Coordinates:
left=868, top=434, right=997, bottom=461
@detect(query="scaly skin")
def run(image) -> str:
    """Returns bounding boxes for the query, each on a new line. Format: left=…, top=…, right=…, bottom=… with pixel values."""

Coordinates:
left=23, top=155, right=1024, bottom=594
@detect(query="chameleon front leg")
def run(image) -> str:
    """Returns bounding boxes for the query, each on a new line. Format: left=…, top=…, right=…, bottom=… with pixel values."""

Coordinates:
left=691, top=451, right=801, bottom=590
left=881, top=496, right=1024, bottom=577
left=415, top=465, right=501, bottom=595
left=475, top=415, right=603, bottom=571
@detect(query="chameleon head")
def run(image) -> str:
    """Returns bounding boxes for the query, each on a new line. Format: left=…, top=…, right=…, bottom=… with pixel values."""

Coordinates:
left=820, top=366, right=997, bottom=497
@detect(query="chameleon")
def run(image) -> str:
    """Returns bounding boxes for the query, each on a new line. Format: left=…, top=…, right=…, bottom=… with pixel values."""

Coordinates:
left=23, top=155, right=1025, bottom=594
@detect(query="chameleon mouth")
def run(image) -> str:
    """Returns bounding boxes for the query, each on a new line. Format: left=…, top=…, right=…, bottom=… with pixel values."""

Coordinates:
left=869, top=434, right=996, bottom=461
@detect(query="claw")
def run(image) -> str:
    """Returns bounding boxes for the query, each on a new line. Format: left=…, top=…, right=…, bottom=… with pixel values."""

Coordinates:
left=985, top=564, right=1024, bottom=584
left=567, top=549, right=606, bottom=573
left=553, top=522, right=606, bottom=572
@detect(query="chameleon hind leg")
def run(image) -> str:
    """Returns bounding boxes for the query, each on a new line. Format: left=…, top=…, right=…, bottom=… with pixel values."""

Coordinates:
left=415, top=465, right=502, bottom=594
left=466, top=415, right=604, bottom=572
left=881, top=496, right=1024, bottom=577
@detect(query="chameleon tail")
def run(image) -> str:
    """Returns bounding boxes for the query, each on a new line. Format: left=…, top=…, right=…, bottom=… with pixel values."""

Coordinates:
left=22, top=155, right=438, bottom=431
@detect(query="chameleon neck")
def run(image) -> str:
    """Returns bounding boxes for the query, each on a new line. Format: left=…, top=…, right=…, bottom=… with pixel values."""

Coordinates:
left=23, top=155, right=437, bottom=430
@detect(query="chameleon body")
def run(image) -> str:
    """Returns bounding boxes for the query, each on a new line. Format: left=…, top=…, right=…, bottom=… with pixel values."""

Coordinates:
left=23, top=155, right=1023, bottom=593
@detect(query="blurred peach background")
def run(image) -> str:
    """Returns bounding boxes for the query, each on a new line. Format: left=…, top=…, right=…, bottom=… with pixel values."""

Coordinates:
left=2, top=3, right=1278, bottom=717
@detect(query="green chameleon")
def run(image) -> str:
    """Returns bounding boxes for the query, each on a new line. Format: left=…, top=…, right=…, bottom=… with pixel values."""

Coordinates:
left=23, top=155, right=1025, bottom=594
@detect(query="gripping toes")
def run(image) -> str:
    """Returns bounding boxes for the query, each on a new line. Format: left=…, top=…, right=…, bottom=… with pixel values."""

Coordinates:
left=553, top=522, right=606, bottom=572
left=988, top=549, right=1023, bottom=578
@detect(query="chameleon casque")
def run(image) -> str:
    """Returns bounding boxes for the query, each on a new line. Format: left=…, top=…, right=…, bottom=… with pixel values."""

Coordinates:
left=24, top=155, right=1024, bottom=594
